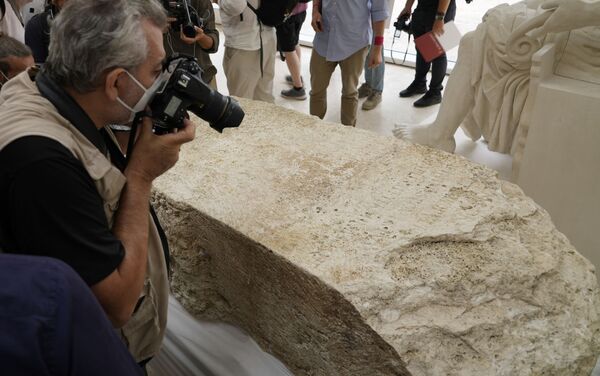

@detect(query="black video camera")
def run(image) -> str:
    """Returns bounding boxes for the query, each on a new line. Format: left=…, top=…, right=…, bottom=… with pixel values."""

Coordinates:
left=148, top=54, right=245, bottom=134
left=162, top=0, right=201, bottom=38
left=393, top=13, right=412, bottom=34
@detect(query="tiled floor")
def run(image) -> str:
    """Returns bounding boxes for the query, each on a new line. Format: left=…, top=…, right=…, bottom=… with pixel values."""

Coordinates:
left=211, top=42, right=513, bottom=181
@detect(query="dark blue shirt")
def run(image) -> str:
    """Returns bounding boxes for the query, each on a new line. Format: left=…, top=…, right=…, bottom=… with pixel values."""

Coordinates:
left=25, top=11, right=51, bottom=64
left=0, top=254, right=142, bottom=375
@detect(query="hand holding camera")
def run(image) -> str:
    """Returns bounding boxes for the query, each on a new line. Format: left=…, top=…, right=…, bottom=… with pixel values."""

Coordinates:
left=125, top=116, right=196, bottom=184
left=394, top=11, right=412, bottom=35
left=163, top=0, right=201, bottom=38
left=179, top=25, right=205, bottom=45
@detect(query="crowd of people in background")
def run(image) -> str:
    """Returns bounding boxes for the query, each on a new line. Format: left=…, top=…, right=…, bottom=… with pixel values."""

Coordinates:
left=0, top=0, right=456, bottom=125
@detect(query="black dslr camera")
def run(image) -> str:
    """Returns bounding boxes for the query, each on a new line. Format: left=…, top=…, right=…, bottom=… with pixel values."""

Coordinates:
left=162, top=0, right=201, bottom=38
left=149, top=54, right=245, bottom=133
left=393, top=13, right=412, bottom=34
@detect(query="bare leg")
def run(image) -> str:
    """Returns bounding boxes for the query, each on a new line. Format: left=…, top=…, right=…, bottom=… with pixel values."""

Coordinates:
left=394, top=32, right=479, bottom=153
left=285, top=45, right=303, bottom=88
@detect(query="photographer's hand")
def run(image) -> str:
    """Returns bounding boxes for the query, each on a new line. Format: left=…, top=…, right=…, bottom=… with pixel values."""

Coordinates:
left=180, top=26, right=214, bottom=50
left=126, top=116, right=196, bottom=184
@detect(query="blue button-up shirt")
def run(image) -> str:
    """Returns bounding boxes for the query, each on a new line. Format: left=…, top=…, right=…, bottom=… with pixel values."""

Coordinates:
left=313, top=0, right=390, bottom=62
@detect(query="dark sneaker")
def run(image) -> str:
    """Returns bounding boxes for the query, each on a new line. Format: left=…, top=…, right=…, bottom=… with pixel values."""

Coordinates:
left=281, top=87, right=307, bottom=100
left=413, top=90, right=442, bottom=108
left=358, top=83, right=373, bottom=99
left=399, top=82, right=427, bottom=98
left=285, top=75, right=304, bottom=86
left=361, top=92, right=382, bottom=110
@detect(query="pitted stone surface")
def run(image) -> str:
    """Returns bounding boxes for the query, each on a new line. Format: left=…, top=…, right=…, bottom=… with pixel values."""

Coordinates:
left=153, top=98, right=600, bottom=376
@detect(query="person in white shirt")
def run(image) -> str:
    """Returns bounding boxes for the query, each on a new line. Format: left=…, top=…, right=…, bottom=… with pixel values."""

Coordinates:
left=215, top=0, right=276, bottom=103
left=0, top=0, right=27, bottom=43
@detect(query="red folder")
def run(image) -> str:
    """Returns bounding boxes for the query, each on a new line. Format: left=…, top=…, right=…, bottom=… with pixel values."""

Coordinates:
left=414, top=32, right=444, bottom=63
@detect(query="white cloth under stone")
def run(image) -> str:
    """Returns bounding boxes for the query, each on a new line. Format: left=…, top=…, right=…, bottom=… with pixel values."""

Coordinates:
left=149, top=296, right=293, bottom=376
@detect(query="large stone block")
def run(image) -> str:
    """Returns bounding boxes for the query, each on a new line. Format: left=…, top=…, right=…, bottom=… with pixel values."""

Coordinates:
left=152, top=98, right=600, bottom=375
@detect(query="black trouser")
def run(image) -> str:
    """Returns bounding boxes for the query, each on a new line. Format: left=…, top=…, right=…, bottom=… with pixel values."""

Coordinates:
left=411, top=1, right=456, bottom=94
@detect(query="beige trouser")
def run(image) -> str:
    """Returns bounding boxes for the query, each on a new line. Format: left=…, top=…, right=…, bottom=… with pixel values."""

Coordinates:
left=222, top=37, right=276, bottom=103
left=309, top=46, right=370, bottom=126
left=208, top=76, right=217, bottom=90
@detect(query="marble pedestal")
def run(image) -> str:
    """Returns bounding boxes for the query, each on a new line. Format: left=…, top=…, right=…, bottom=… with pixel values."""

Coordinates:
left=517, top=43, right=600, bottom=283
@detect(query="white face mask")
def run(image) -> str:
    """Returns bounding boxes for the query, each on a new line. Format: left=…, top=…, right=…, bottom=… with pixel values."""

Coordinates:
left=116, top=70, right=164, bottom=123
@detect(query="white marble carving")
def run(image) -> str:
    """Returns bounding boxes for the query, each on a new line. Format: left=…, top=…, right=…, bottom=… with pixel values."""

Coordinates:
left=152, top=98, right=600, bottom=376
left=394, top=0, right=600, bottom=178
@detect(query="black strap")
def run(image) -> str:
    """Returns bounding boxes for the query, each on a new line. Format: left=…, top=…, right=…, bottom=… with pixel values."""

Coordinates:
left=150, top=205, right=171, bottom=275
left=245, top=2, right=264, bottom=77
left=0, top=0, right=5, bottom=22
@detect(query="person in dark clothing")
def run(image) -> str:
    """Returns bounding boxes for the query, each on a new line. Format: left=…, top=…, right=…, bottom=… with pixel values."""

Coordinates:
left=24, top=0, right=67, bottom=64
left=163, top=0, right=219, bottom=87
left=276, top=2, right=308, bottom=100
left=398, top=0, right=456, bottom=107
left=0, top=254, right=143, bottom=376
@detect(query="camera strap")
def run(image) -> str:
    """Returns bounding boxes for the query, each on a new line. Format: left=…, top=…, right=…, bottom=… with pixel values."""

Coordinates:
left=245, top=2, right=264, bottom=77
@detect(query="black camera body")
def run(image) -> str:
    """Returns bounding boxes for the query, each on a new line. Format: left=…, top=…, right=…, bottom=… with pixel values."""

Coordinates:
left=393, top=14, right=412, bottom=34
left=149, top=55, right=245, bottom=133
left=162, top=0, right=201, bottom=38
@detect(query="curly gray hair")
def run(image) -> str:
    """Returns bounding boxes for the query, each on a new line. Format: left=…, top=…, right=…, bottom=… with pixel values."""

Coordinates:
left=44, top=0, right=167, bottom=93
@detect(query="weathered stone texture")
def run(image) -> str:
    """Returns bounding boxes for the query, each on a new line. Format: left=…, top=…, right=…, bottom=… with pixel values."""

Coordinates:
left=153, top=98, right=600, bottom=376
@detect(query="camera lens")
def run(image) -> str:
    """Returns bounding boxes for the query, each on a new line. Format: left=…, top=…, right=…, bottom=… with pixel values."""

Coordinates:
left=188, top=90, right=245, bottom=133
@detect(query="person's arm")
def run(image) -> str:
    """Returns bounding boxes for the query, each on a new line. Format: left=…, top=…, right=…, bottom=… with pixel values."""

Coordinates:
left=368, top=20, right=386, bottom=68
left=400, top=0, right=415, bottom=18
left=311, top=0, right=323, bottom=32
left=216, top=0, right=247, bottom=16
left=368, top=0, right=390, bottom=68
left=200, top=0, right=219, bottom=52
left=91, top=117, right=195, bottom=327
left=432, top=0, right=450, bottom=36
left=179, top=1, right=219, bottom=51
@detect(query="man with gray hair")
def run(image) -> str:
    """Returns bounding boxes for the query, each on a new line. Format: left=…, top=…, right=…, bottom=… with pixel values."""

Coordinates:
left=0, top=33, right=33, bottom=86
left=0, top=0, right=195, bottom=368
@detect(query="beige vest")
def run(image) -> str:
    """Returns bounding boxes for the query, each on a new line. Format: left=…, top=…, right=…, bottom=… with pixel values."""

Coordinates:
left=0, top=71, right=169, bottom=362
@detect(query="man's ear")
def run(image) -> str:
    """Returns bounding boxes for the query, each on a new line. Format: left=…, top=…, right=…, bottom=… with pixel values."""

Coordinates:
left=105, top=68, right=125, bottom=101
